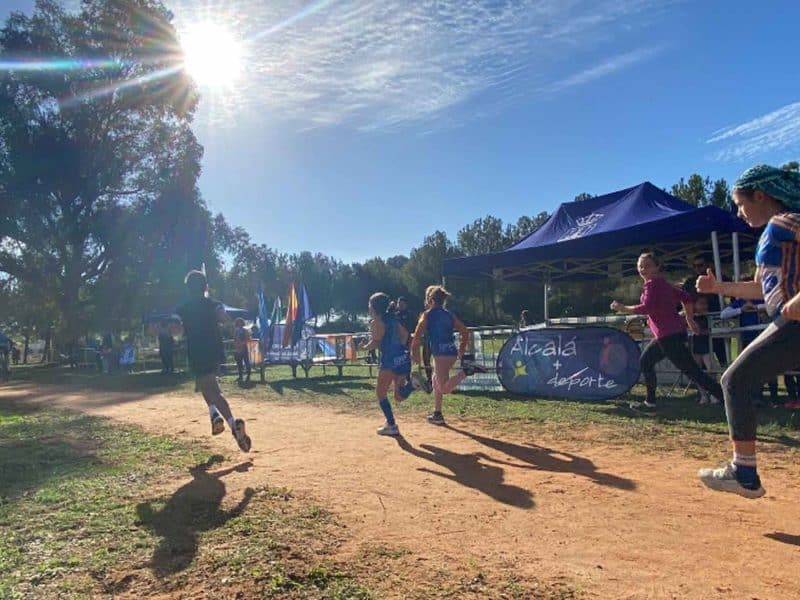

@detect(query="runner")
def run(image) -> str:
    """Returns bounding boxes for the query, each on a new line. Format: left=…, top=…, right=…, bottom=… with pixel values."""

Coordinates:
left=697, top=164, right=800, bottom=498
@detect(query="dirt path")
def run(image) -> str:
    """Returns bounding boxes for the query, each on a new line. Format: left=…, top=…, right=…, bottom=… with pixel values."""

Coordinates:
left=4, top=384, right=800, bottom=599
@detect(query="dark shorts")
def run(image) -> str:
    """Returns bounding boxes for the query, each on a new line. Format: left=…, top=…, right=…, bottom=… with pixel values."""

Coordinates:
left=381, top=353, right=411, bottom=376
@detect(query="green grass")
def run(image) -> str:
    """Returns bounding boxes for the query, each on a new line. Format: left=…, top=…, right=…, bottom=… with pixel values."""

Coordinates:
left=10, top=361, right=800, bottom=457
left=0, top=398, right=578, bottom=599
left=0, top=403, right=376, bottom=599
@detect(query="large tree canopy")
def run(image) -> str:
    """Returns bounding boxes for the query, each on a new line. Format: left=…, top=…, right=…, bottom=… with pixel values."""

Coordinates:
left=0, top=0, right=201, bottom=338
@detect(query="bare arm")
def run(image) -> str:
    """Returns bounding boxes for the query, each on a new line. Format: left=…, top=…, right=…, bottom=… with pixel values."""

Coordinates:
left=697, top=269, right=763, bottom=300
left=410, top=313, right=428, bottom=364
left=362, top=320, right=384, bottom=351
left=453, top=316, right=470, bottom=358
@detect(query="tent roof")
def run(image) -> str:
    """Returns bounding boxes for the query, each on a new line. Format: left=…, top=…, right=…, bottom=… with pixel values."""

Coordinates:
left=444, top=181, right=754, bottom=281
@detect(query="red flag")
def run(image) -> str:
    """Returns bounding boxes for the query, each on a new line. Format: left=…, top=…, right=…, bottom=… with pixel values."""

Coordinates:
left=282, top=282, right=299, bottom=347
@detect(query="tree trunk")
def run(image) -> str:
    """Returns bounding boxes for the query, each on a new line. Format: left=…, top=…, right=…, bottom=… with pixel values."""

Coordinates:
left=23, top=331, right=30, bottom=364
left=41, top=329, right=51, bottom=364
left=489, top=279, right=498, bottom=323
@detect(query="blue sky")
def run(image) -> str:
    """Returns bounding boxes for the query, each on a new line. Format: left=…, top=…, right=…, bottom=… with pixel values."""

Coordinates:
left=3, top=1, right=800, bottom=263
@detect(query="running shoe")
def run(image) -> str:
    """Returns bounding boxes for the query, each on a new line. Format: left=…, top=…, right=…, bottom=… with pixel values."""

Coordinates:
left=232, top=418, right=252, bottom=452
left=376, top=423, right=400, bottom=436
left=698, top=463, right=765, bottom=499
left=426, top=412, right=446, bottom=426
left=412, top=371, right=433, bottom=394
left=211, top=413, right=225, bottom=436
left=461, top=354, right=488, bottom=376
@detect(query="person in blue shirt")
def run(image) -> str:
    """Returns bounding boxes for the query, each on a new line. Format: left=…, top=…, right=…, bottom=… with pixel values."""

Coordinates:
left=411, top=285, right=486, bottom=425
left=697, top=164, right=800, bottom=498
left=362, top=292, right=417, bottom=437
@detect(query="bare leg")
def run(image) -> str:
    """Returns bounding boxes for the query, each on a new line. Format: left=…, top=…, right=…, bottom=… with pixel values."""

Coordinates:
left=197, top=373, right=234, bottom=424
left=432, top=355, right=462, bottom=413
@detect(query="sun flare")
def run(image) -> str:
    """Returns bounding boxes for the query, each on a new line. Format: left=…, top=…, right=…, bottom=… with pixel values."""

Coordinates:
left=180, top=22, right=243, bottom=87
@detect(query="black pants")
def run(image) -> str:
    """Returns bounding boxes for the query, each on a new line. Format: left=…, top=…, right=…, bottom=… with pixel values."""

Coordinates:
left=160, top=348, right=173, bottom=373
left=712, top=338, right=727, bottom=368
left=235, top=350, right=251, bottom=381
left=640, top=333, right=722, bottom=404
left=722, top=320, right=800, bottom=440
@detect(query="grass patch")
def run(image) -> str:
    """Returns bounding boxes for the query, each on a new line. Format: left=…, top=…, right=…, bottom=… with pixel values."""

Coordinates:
left=0, top=402, right=374, bottom=599
left=11, top=362, right=800, bottom=456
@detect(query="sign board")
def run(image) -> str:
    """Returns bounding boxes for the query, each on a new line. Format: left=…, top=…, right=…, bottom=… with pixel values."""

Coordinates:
left=497, top=327, right=640, bottom=400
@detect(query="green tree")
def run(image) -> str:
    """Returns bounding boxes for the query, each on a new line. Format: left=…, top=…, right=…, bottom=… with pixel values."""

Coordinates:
left=504, top=212, right=549, bottom=245
left=0, top=0, right=200, bottom=341
left=782, top=161, right=799, bottom=172
left=573, top=192, right=594, bottom=202
left=671, top=174, right=730, bottom=208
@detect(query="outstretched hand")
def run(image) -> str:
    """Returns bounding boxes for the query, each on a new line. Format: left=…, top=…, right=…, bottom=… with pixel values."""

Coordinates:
left=696, top=268, right=717, bottom=294
left=781, top=294, right=800, bottom=321
left=610, top=301, right=623, bottom=313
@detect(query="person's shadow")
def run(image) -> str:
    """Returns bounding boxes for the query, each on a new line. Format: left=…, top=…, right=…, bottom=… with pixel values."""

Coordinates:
left=765, top=532, right=800, bottom=547
left=445, top=425, right=636, bottom=491
left=135, top=455, right=254, bottom=576
left=395, top=437, right=534, bottom=509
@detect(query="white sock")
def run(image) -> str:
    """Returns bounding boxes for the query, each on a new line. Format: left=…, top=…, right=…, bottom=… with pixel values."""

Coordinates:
left=208, top=404, right=219, bottom=418
left=733, top=452, right=757, bottom=468
left=228, top=416, right=237, bottom=430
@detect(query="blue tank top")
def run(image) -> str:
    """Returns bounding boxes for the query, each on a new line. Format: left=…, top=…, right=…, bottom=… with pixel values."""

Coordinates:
left=426, top=307, right=458, bottom=356
left=380, top=315, right=410, bottom=369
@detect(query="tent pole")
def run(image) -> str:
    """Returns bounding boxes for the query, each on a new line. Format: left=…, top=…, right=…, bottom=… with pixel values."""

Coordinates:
left=711, top=231, right=724, bottom=306
left=732, top=232, right=740, bottom=282
left=543, top=275, right=550, bottom=325
left=711, top=231, right=729, bottom=364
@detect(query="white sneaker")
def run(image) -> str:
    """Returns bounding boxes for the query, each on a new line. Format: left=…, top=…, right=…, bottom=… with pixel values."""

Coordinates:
left=709, top=396, right=721, bottom=405
left=376, top=423, right=399, bottom=436
left=698, top=463, right=765, bottom=499
left=642, top=400, right=657, bottom=408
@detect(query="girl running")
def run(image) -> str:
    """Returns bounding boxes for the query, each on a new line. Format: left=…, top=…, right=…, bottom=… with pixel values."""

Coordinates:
left=411, top=285, right=486, bottom=426
left=362, top=292, right=416, bottom=436
left=697, top=164, right=800, bottom=498
left=610, top=252, right=723, bottom=409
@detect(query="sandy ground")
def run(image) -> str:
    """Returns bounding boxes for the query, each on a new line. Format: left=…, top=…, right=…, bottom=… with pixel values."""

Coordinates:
left=3, top=383, right=800, bottom=599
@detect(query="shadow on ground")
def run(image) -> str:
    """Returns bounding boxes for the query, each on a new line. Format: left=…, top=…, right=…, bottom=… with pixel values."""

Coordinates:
left=395, top=436, right=535, bottom=509
left=446, top=424, right=636, bottom=491
left=135, top=455, right=254, bottom=576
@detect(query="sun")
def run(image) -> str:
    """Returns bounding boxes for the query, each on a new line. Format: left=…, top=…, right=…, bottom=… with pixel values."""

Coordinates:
left=180, top=22, right=243, bottom=87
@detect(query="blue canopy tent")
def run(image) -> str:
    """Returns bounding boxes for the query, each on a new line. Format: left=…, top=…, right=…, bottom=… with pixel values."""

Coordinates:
left=443, top=182, right=754, bottom=321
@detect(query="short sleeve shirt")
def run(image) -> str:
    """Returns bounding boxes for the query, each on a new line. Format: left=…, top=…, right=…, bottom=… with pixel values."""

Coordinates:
left=176, top=297, right=225, bottom=375
left=756, top=212, right=800, bottom=316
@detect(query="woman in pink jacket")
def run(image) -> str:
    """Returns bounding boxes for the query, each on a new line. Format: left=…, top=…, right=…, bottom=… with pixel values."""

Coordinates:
left=611, top=252, right=723, bottom=409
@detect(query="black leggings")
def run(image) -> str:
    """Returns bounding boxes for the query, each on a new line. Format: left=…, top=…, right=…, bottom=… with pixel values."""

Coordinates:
left=640, top=333, right=722, bottom=404
left=722, top=320, right=800, bottom=440
left=235, top=350, right=251, bottom=380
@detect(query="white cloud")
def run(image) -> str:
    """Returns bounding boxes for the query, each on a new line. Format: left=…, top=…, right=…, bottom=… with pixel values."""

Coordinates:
left=706, top=102, right=800, bottom=161
left=540, top=47, right=663, bottom=94
left=174, top=0, right=673, bottom=131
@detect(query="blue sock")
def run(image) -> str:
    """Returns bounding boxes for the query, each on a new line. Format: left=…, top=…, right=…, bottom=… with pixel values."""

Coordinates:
left=379, top=398, right=395, bottom=426
left=398, top=380, right=414, bottom=399
left=733, top=453, right=758, bottom=488
left=733, top=464, right=758, bottom=487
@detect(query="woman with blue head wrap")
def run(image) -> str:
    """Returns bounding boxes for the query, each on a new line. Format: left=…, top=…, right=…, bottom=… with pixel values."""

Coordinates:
left=695, top=164, right=800, bottom=498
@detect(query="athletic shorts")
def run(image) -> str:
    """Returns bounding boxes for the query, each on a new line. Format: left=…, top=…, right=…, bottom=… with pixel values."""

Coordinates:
left=381, top=353, right=411, bottom=376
